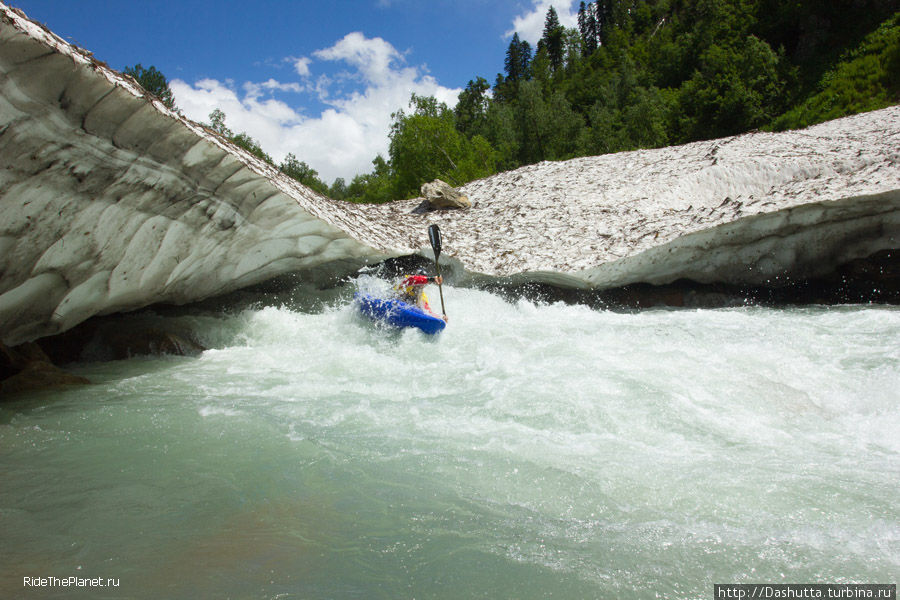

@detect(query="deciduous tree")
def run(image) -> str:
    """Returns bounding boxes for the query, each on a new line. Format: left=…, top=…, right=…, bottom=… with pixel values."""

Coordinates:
left=280, top=153, right=328, bottom=195
left=389, top=94, right=497, bottom=198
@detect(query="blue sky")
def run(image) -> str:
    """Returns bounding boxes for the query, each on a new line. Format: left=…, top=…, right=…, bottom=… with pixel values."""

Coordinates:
left=9, top=0, right=580, bottom=183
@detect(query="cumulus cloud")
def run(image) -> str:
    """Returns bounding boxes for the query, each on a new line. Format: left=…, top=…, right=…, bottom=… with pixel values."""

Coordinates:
left=171, top=32, right=460, bottom=184
left=314, top=32, right=403, bottom=85
left=507, top=0, right=579, bottom=44
left=291, top=56, right=312, bottom=77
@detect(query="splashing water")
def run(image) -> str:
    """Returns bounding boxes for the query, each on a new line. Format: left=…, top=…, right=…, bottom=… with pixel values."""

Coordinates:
left=1, top=279, right=898, bottom=598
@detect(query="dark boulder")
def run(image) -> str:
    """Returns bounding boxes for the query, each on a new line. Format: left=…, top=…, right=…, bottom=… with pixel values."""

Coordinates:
left=1, top=361, right=91, bottom=396
left=1, top=341, right=90, bottom=397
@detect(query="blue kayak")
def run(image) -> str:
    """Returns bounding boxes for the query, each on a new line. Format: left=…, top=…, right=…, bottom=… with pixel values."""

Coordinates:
left=354, top=293, right=446, bottom=334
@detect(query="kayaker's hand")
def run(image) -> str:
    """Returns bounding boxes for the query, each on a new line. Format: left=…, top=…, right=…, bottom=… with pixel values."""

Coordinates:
left=442, top=314, right=448, bottom=322
left=434, top=275, right=443, bottom=285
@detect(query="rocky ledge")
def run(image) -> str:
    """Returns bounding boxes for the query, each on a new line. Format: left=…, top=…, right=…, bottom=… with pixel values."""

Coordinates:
left=1, top=3, right=899, bottom=349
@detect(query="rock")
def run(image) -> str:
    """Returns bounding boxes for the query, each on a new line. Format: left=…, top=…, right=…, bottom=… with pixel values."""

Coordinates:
left=0, top=342, right=20, bottom=381
left=0, top=361, right=90, bottom=396
left=1, top=340, right=90, bottom=397
left=99, top=329, right=205, bottom=361
left=420, top=180, right=472, bottom=210
left=36, top=316, right=207, bottom=363
left=1, top=341, right=50, bottom=376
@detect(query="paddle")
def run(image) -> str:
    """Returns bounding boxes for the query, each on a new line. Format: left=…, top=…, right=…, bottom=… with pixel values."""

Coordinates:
left=427, top=224, right=447, bottom=319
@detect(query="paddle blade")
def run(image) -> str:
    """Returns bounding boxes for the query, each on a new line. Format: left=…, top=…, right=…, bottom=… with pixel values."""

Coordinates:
left=428, top=224, right=442, bottom=259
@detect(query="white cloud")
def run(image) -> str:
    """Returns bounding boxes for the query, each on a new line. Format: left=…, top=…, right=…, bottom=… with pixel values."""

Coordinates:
left=171, top=32, right=460, bottom=184
left=291, top=56, right=312, bottom=77
left=314, top=32, right=403, bottom=86
left=245, top=79, right=305, bottom=100
left=507, top=0, right=579, bottom=45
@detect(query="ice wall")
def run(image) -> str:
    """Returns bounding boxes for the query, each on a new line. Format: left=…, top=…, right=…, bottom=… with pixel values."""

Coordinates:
left=0, top=4, right=403, bottom=345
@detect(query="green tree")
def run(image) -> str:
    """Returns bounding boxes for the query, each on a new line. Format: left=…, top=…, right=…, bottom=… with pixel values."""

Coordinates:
left=347, top=155, right=394, bottom=203
left=483, top=101, right=521, bottom=171
left=621, top=86, right=671, bottom=149
left=279, top=153, right=328, bottom=195
left=578, top=1, right=600, bottom=55
left=329, top=177, right=348, bottom=201
left=546, top=89, right=587, bottom=159
left=675, top=35, right=783, bottom=140
left=123, top=64, right=176, bottom=110
left=389, top=94, right=497, bottom=198
left=455, top=77, right=491, bottom=138
left=530, top=46, right=554, bottom=92
left=596, top=0, right=615, bottom=47
left=205, top=109, right=274, bottom=165
left=231, top=132, right=274, bottom=164
left=581, top=101, right=622, bottom=155
left=538, top=6, right=565, bottom=71
left=771, top=12, right=900, bottom=130
left=207, top=108, right=233, bottom=137
left=562, top=28, right=584, bottom=72
left=504, top=33, right=533, bottom=85
left=515, top=80, right=585, bottom=163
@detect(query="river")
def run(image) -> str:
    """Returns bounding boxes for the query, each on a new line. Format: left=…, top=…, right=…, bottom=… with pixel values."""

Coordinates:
left=2, top=277, right=898, bottom=599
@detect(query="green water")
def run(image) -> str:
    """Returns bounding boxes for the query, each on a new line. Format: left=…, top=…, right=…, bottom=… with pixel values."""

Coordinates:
left=2, top=282, right=898, bottom=599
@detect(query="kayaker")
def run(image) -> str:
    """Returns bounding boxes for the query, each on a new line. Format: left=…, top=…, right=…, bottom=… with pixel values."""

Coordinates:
left=394, top=272, right=447, bottom=321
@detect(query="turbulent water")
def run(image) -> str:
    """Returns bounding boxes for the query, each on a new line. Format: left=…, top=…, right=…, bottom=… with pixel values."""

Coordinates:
left=2, top=278, right=899, bottom=599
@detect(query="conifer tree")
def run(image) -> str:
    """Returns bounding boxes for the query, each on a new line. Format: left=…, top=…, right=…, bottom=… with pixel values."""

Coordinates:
left=123, top=64, right=176, bottom=110
left=597, top=0, right=614, bottom=47
left=504, top=33, right=532, bottom=83
left=455, top=77, right=491, bottom=137
left=578, top=2, right=602, bottom=55
left=539, top=6, right=565, bottom=71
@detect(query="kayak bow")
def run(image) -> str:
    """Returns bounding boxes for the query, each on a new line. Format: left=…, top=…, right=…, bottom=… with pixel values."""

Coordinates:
left=354, top=293, right=447, bottom=335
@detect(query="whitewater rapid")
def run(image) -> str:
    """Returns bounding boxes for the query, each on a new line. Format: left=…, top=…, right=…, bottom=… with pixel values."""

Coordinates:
left=1, top=280, right=898, bottom=598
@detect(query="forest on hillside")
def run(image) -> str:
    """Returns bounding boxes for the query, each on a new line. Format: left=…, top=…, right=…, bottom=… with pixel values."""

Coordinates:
left=129, top=0, right=900, bottom=203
